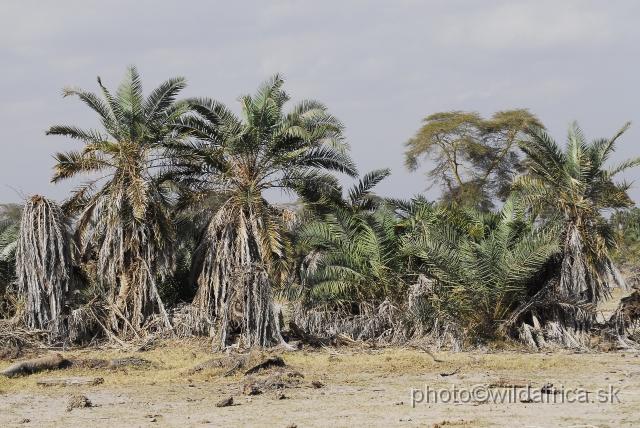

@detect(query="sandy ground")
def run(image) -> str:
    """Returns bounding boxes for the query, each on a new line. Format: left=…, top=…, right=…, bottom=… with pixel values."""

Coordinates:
left=1, top=344, right=640, bottom=428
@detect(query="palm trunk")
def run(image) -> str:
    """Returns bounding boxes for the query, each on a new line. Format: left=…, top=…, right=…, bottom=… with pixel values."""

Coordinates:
left=115, top=272, right=131, bottom=313
left=194, top=203, right=290, bottom=348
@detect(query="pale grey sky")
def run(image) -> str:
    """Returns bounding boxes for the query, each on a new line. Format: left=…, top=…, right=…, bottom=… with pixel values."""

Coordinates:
left=2, top=0, right=639, bottom=206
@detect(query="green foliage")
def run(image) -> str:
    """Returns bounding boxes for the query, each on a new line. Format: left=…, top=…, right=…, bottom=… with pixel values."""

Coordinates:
left=608, top=208, right=640, bottom=282
left=4, top=63, right=635, bottom=348
left=287, top=169, right=404, bottom=310
left=296, top=206, right=404, bottom=310
left=170, top=75, right=357, bottom=346
left=404, top=109, right=544, bottom=211
left=0, top=204, right=21, bottom=317
left=403, top=197, right=559, bottom=337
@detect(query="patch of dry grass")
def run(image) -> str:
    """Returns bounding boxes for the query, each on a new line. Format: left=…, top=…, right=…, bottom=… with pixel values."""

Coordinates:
left=1, top=340, right=636, bottom=395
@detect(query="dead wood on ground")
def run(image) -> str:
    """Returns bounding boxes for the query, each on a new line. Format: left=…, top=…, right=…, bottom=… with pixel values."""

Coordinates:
left=0, top=353, right=63, bottom=377
left=38, top=377, right=103, bottom=387
left=215, top=396, right=233, bottom=407
left=288, top=321, right=360, bottom=347
left=244, top=356, right=285, bottom=375
left=66, top=394, right=92, bottom=411
left=409, top=342, right=444, bottom=362
left=487, top=377, right=531, bottom=388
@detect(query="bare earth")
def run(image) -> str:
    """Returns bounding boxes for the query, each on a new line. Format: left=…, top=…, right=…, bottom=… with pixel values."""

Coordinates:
left=1, top=343, right=639, bottom=428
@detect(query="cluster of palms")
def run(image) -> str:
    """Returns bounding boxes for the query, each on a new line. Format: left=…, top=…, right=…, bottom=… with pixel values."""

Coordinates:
left=1, top=66, right=638, bottom=348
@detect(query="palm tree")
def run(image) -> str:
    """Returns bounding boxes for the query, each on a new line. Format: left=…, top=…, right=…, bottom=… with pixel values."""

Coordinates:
left=403, top=197, right=559, bottom=339
left=513, top=121, right=640, bottom=333
left=15, top=196, right=72, bottom=336
left=291, top=169, right=403, bottom=310
left=47, top=65, right=191, bottom=335
left=172, top=75, right=357, bottom=347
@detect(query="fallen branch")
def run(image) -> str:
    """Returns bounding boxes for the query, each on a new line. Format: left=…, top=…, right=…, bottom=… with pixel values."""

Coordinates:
left=0, top=353, right=64, bottom=378
left=440, top=366, right=461, bottom=377
left=409, top=342, right=444, bottom=363
left=289, top=321, right=331, bottom=347
left=244, top=356, right=285, bottom=375
left=37, top=377, right=104, bottom=387
left=222, top=361, right=241, bottom=377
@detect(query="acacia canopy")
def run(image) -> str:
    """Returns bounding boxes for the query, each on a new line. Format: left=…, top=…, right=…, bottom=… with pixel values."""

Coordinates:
left=404, top=109, right=544, bottom=211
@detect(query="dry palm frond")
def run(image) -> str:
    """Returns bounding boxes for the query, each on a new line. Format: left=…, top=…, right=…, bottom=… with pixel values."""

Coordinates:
left=170, top=303, right=214, bottom=338
left=293, top=299, right=405, bottom=344
left=0, top=319, right=49, bottom=351
left=194, top=200, right=289, bottom=348
left=603, top=290, right=640, bottom=349
left=16, top=195, right=72, bottom=338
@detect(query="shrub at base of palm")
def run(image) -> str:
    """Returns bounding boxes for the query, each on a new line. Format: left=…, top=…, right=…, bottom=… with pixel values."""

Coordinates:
left=404, top=197, right=559, bottom=345
left=0, top=205, right=21, bottom=319
left=16, top=195, right=72, bottom=337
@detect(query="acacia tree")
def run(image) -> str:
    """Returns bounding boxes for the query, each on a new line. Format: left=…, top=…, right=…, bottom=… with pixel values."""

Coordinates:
left=172, top=75, right=357, bottom=347
left=16, top=196, right=72, bottom=336
left=404, top=109, right=543, bottom=211
left=512, top=121, right=640, bottom=338
left=47, top=66, right=190, bottom=335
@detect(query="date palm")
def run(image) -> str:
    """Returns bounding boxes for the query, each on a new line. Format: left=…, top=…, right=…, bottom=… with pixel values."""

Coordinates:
left=291, top=169, right=402, bottom=310
left=16, top=196, right=72, bottom=336
left=514, top=121, right=640, bottom=330
left=47, top=65, right=190, bottom=334
left=403, top=197, right=558, bottom=338
left=172, top=75, right=357, bottom=347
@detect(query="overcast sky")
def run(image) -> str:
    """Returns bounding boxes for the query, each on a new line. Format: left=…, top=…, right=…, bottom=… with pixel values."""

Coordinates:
left=2, top=0, right=639, bottom=207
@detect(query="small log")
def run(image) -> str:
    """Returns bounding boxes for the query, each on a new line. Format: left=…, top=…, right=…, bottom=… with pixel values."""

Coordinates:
left=244, top=356, right=285, bottom=375
left=439, top=367, right=461, bottom=377
left=37, top=377, right=104, bottom=386
left=0, top=353, right=64, bottom=378
left=222, top=361, right=241, bottom=377
left=334, top=333, right=358, bottom=346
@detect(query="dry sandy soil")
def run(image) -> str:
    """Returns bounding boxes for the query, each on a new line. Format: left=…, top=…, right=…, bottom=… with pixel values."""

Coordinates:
left=1, top=342, right=639, bottom=428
